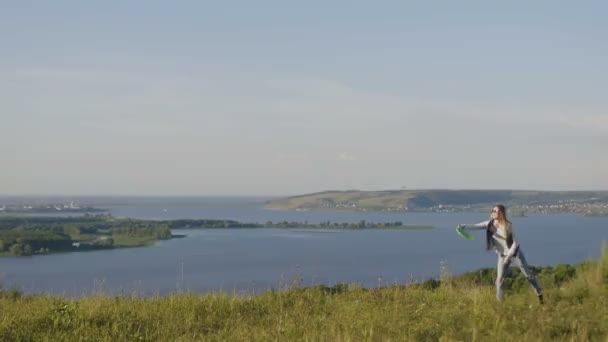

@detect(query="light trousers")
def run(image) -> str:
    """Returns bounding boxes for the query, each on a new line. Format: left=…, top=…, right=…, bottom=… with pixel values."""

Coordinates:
left=496, top=250, right=542, bottom=301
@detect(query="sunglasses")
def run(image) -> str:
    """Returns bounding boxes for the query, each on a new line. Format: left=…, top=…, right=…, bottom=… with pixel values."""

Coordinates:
left=492, top=209, right=500, bottom=213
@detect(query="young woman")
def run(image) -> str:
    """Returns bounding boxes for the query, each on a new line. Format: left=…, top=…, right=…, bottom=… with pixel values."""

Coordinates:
left=460, top=204, right=543, bottom=303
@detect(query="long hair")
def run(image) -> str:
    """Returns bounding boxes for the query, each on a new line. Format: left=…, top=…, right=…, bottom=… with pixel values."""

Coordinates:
left=486, top=204, right=513, bottom=250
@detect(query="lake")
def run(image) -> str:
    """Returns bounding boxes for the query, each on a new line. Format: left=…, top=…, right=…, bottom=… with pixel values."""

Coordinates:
left=0, top=197, right=606, bottom=296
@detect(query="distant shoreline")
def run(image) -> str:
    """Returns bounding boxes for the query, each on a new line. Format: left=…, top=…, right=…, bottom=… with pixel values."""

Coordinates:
left=0, top=216, right=434, bottom=258
left=0, top=209, right=107, bottom=214
left=265, top=189, right=608, bottom=216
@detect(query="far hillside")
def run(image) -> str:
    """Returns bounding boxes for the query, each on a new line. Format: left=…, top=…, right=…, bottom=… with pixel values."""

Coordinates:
left=265, top=190, right=608, bottom=213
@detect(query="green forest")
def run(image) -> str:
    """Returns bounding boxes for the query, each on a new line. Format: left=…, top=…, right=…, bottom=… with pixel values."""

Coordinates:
left=0, top=216, right=172, bottom=256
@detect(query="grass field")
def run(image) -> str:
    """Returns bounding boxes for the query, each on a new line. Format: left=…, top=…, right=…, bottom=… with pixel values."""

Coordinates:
left=1, top=245, right=607, bottom=341
left=111, top=235, right=160, bottom=247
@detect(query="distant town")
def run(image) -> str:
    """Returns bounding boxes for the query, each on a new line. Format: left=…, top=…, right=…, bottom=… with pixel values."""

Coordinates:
left=413, top=201, right=608, bottom=216
left=0, top=201, right=107, bottom=214
left=315, top=201, right=608, bottom=216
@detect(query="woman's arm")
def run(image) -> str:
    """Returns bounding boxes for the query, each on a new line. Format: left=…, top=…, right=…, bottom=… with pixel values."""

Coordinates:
left=506, top=232, right=519, bottom=258
left=460, top=220, right=490, bottom=231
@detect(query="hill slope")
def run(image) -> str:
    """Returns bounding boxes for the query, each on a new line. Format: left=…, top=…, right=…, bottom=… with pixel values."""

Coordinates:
left=266, top=189, right=608, bottom=212
left=1, top=245, right=607, bottom=340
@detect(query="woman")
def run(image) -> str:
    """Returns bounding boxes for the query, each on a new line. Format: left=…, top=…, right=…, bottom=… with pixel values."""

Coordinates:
left=459, top=204, right=543, bottom=303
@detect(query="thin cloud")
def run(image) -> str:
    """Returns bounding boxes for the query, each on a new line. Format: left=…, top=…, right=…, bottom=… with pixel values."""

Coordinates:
left=338, top=152, right=357, bottom=161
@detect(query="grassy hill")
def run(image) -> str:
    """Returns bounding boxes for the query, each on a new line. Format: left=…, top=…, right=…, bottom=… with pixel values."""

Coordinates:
left=267, top=190, right=415, bottom=211
left=266, top=189, right=608, bottom=211
left=1, top=245, right=607, bottom=340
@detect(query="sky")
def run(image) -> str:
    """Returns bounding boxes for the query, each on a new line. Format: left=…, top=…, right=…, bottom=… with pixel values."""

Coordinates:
left=1, top=1, right=607, bottom=196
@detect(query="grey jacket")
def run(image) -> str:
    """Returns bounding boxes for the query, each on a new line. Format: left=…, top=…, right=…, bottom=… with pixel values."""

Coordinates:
left=462, top=220, right=520, bottom=258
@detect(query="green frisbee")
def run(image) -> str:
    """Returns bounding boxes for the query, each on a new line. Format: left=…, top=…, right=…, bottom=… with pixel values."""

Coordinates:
left=456, top=225, right=474, bottom=240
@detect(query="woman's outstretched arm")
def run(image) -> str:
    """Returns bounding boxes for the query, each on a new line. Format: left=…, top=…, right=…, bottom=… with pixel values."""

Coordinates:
left=460, top=220, right=490, bottom=231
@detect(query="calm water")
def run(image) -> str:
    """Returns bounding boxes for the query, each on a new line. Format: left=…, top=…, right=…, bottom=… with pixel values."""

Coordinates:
left=0, top=197, right=607, bottom=296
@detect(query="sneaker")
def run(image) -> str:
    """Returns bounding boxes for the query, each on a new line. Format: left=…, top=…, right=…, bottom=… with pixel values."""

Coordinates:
left=538, top=294, right=544, bottom=304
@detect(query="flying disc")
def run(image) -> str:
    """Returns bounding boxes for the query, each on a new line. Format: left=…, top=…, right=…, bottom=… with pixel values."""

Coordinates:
left=456, top=225, right=474, bottom=240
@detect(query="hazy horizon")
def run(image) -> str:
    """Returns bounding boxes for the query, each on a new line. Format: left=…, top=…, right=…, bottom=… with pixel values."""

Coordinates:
left=2, top=2, right=607, bottom=196
left=2, top=187, right=608, bottom=199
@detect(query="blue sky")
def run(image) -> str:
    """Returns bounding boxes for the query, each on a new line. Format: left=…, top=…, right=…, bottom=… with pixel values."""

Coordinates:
left=1, top=1, right=607, bottom=195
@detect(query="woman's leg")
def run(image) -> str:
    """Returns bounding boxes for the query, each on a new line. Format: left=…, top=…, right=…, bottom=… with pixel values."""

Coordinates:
left=513, top=251, right=543, bottom=297
left=496, top=255, right=509, bottom=301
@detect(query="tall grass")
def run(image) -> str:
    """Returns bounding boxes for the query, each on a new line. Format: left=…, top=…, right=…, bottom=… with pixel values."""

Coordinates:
left=1, top=245, right=607, bottom=341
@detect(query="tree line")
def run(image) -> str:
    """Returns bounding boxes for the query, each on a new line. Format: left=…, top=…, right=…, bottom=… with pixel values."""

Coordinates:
left=0, top=216, right=173, bottom=256
left=0, top=216, right=432, bottom=256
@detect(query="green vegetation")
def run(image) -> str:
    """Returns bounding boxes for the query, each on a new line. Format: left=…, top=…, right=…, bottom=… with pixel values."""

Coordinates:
left=0, top=216, right=173, bottom=256
left=267, top=190, right=415, bottom=211
left=165, top=219, right=261, bottom=229
left=264, top=220, right=432, bottom=229
left=0, top=230, right=72, bottom=256
left=158, top=218, right=430, bottom=230
left=1, top=245, right=606, bottom=340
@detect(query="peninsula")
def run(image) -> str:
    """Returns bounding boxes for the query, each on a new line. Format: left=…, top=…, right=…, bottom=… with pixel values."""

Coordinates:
left=265, top=189, right=608, bottom=215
